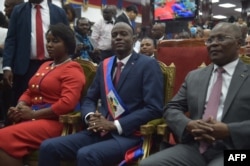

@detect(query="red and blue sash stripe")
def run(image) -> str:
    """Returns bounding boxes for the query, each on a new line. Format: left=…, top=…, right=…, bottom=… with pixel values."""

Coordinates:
left=103, top=56, right=127, bottom=119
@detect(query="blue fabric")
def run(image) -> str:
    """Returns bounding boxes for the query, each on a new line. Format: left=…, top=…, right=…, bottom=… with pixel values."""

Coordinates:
left=101, top=0, right=107, bottom=6
left=117, top=0, right=123, bottom=9
left=75, top=32, right=93, bottom=60
left=39, top=130, right=140, bottom=166
left=31, top=103, right=51, bottom=111
left=103, top=57, right=128, bottom=119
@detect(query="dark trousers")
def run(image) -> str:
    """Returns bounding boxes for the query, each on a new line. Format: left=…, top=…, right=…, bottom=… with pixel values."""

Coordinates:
left=0, top=74, right=5, bottom=122
left=0, top=82, right=11, bottom=124
left=38, top=130, right=140, bottom=166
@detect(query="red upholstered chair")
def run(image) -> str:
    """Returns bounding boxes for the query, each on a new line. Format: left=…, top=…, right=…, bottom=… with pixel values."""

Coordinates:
left=157, top=39, right=211, bottom=96
left=156, top=39, right=211, bottom=146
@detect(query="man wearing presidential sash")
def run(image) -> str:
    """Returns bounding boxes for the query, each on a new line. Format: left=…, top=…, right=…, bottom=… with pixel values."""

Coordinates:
left=38, top=22, right=164, bottom=166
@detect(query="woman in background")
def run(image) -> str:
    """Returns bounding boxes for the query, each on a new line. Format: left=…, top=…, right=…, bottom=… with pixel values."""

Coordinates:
left=63, top=4, right=76, bottom=29
left=0, top=23, right=85, bottom=166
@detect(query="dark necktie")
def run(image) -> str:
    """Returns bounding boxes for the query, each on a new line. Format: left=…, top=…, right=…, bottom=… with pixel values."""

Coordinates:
left=199, top=67, right=224, bottom=153
left=35, top=5, right=45, bottom=60
left=114, top=62, right=123, bottom=88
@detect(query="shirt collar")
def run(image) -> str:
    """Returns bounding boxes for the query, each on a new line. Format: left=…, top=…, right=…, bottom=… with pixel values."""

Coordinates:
left=116, top=54, right=132, bottom=66
left=105, top=18, right=115, bottom=24
left=213, top=58, right=239, bottom=76
left=159, top=36, right=165, bottom=40
left=32, top=0, right=48, bottom=9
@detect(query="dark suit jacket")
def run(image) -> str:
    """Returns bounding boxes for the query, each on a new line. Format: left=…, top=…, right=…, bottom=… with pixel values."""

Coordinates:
left=115, top=13, right=131, bottom=26
left=3, top=2, right=68, bottom=75
left=81, top=52, right=164, bottom=154
left=165, top=60, right=250, bottom=151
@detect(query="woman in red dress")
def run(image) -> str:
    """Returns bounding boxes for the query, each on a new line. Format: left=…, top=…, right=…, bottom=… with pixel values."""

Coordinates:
left=0, top=23, right=85, bottom=165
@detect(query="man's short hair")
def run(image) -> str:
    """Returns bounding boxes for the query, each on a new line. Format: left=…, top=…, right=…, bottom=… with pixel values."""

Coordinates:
left=125, top=5, right=138, bottom=14
left=141, top=37, right=156, bottom=48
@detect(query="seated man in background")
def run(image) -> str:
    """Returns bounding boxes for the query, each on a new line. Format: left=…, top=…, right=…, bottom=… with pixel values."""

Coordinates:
left=0, top=23, right=85, bottom=166
left=74, top=17, right=99, bottom=63
left=151, top=23, right=167, bottom=44
left=234, top=17, right=248, bottom=45
left=139, top=37, right=156, bottom=58
left=38, top=22, right=164, bottom=166
left=240, top=35, right=250, bottom=64
left=140, top=22, right=250, bottom=166
left=244, top=35, right=250, bottom=57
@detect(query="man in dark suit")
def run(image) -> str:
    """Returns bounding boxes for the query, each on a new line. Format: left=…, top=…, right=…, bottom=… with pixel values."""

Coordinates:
left=38, top=22, right=164, bottom=166
left=2, top=0, right=68, bottom=108
left=139, top=37, right=156, bottom=58
left=115, top=5, right=138, bottom=30
left=244, top=35, right=250, bottom=57
left=151, top=23, right=167, bottom=46
left=140, top=22, right=250, bottom=166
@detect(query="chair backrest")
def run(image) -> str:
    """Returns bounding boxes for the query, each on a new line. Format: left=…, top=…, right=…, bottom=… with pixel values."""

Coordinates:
left=74, top=58, right=98, bottom=97
left=158, top=61, right=176, bottom=103
left=157, top=39, right=211, bottom=96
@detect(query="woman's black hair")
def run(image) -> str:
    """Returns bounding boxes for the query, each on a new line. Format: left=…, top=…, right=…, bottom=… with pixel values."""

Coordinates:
left=46, top=23, right=76, bottom=55
left=63, top=4, right=76, bottom=22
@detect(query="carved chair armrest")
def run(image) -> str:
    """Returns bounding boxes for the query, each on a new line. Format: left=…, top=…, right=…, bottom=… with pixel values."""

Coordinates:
left=157, top=123, right=173, bottom=144
left=67, top=112, right=82, bottom=124
left=67, top=112, right=83, bottom=134
left=140, top=118, right=164, bottom=160
left=140, top=118, right=164, bottom=135
left=157, top=123, right=168, bottom=136
left=59, top=112, right=82, bottom=136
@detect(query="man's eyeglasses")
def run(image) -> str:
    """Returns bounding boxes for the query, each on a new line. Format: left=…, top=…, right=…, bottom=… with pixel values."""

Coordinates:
left=205, top=35, right=236, bottom=45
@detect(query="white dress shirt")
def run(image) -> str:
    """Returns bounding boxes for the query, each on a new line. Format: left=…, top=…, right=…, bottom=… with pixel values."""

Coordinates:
left=0, top=27, right=8, bottom=74
left=91, top=18, right=114, bottom=51
left=30, top=0, right=50, bottom=59
left=205, top=58, right=239, bottom=121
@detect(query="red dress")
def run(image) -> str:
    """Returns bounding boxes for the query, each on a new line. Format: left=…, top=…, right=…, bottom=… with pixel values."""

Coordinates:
left=0, top=60, right=85, bottom=158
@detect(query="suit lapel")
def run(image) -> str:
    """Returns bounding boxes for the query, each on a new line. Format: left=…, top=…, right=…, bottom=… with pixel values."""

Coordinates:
left=222, top=61, right=249, bottom=119
left=197, top=65, right=213, bottom=118
left=48, top=2, right=53, bottom=23
left=116, top=53, right=138, bottom=91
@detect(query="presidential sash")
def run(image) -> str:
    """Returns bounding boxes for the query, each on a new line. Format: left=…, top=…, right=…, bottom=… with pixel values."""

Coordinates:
left=103, top=56, right=128, bottom=119
left=104, top=57, right=144, bottom=165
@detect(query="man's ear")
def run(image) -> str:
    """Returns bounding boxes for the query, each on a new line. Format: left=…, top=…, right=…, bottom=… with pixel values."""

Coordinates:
left=237, top=38, right=243, bottom=48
